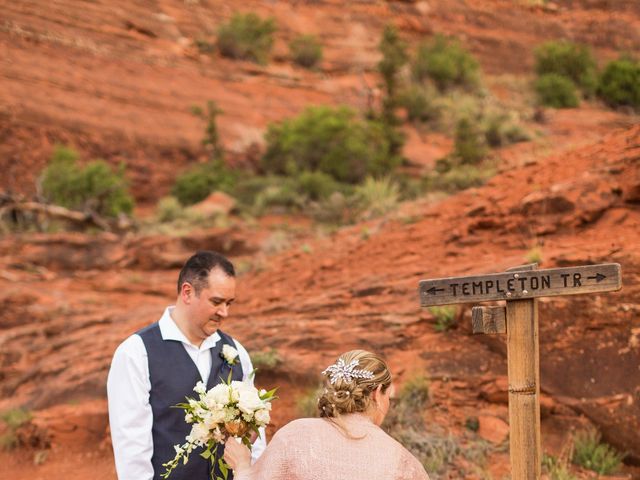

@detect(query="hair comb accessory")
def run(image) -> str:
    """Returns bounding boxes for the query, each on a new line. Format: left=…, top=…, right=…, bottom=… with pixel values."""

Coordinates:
left=322, top=358, right=374, bottom=385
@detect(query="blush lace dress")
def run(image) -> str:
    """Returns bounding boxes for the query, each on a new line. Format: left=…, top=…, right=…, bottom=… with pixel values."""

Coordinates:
left=233, top=414, right=430, bottom=480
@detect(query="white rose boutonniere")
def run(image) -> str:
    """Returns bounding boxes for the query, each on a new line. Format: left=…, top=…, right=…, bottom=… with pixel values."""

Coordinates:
left=221, top=344, right=239, bottom=366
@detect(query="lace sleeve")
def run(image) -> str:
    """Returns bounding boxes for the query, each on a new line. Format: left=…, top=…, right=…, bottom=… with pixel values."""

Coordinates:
left=397, top=448, right=431, bottom=480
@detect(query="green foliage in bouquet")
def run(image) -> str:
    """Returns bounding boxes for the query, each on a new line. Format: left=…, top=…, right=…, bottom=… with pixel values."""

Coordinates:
left=40, top=145, right=134, bottom=217
left=217, top=13, right=276, bottom=64
left=162, top=377, right=277, bottom=480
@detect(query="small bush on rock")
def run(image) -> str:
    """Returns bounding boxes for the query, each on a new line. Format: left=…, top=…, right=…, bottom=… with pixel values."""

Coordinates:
left=40, top=145, right=134, bottom=217
left=217, top=13, right=276, bottom=64
left=597, top=56, right=640, bottom=110
left=534, top=40, right=597, bottom=95
left=412, top=35, right=480, bottom=91
left=262, top=106, right=401, bottom=184
left=289, top=35, right=323, bottom=69
left=535, top=73, right=579, bottom=108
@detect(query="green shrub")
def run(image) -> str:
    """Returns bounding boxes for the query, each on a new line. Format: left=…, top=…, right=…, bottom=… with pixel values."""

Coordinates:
left=543, top=454, right=578, bottom=480
left=295, top=387, right=321, bottom=418
left=251, top=181, right=305, bottom=214
left=398, top=375, right=430, bottom=412
left=250, top=348, right=282, bottom=370
left=289, top=35, right=323, bottom=69
left=534, top=40, right=597, bottom=94
left=232, top=173, right=338, bottom=214
left=40, top=145, right=134, bottom=218
left=483, top=114, right=530, bottom=148
left=217, top=13, right=276, bottom=64
left=454, top=118, right=487, bottom=164
left=425, top=164, right=491, bottom=192
left=375, top=25, right=408, bottom=160
left=309, top=192, right=357, bottom=225
left=429, top=306, right=457, bottom=332
left=382, top=377, right=458, bottom=476
left=229, top=175, right=281, bottom=210
left=465, top=416, right=480, bottom=432
left=395, top=428, right=460, bottom=475
left=525, top=246, right=543, bottom=264
left=0, top=408, right=32, bottom=450
left=377, top=24, right=409, bottom=115
left=597, top=56, right=640, bottom=110
left=1, top=408, right=31, bottom=429
left=572, top=428, right=624, bottom=475
left=412, top=34, right=480, bottom=91
left=535, top=74, right=579, bottom=108
left=399, top=86, right=440, bottom=123
left=262, top=106, right=401, bottom=183
left=156, top=196, right=183, bottom=223
left=171, top=159, right=236, bottom=206
left=294, top=171, right=339, bottom=201
left=354, top=177, right=399, bottom=220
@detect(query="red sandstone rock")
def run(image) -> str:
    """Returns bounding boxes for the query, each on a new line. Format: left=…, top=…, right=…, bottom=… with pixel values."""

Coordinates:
left=477, top=415, right=510, bottom=444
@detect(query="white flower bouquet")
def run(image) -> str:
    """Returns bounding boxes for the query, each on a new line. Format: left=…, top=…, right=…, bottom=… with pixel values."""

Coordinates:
left=162, top=379, right=276, bottom=479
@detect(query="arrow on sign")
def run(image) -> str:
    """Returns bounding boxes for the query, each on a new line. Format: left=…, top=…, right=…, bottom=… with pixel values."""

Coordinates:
left=426, top=286, right=445, bottom=295
left=587, top=273, right=606, bottom=282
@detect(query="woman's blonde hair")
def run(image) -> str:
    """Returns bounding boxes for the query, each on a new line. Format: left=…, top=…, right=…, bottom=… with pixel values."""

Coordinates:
left=317, top=350, right=392, bottom=419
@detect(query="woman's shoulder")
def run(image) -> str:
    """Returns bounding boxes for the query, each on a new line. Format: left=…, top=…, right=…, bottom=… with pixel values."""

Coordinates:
left=272, top=417, right=329, bottom=438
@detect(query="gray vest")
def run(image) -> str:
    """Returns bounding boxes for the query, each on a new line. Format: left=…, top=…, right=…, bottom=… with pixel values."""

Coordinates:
left=138, top=323, right=244, bottom=480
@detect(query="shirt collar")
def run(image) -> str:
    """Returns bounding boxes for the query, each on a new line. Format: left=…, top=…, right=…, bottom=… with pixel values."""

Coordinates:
left=159, top=306, right=221, bottom=350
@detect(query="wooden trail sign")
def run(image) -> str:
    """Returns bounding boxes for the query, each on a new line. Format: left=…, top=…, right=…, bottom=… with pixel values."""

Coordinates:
left=418, top=262, right=622, bottom=480
left=419, top=263, right=621, bottom=306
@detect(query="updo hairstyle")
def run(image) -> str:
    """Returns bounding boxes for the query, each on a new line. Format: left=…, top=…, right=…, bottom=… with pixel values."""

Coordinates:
left=317, top=350, right=392, bottom=418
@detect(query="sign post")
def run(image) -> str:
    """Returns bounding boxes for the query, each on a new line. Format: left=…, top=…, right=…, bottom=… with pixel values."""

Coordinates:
left=419, top=263, right=621, bottom=480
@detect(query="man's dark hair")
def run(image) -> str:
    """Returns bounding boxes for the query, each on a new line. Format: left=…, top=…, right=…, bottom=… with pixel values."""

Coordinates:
left=177, top=251, right=235, bottom=295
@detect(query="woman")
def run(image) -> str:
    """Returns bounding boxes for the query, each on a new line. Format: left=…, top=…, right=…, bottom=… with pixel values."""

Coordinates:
left=224, top=350, right=430, bottom=479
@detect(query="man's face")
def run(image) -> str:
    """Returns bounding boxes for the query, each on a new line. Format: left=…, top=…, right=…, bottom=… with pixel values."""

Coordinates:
left=186, top=268, right=236, bottom=342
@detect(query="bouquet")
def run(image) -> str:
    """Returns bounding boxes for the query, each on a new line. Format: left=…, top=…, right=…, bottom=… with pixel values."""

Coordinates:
left=162, top=378, right=277, bottom=480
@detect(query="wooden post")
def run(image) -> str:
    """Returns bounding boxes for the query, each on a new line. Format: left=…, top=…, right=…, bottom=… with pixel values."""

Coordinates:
left=418, top=262, right=622, bottom=480
left=506, top=264, right=540, bottom=479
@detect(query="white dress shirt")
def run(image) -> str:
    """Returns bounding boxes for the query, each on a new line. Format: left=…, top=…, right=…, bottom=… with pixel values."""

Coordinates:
left=107, top=306, right=266, bottom=480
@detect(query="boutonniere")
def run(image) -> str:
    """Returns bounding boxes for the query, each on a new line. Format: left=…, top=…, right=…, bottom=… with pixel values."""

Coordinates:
left=221, top=344, right=239, bottom=366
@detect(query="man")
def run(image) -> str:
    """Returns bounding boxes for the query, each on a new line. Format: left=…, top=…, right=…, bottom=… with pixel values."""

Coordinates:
left=107, top=251, right=265, bottom=480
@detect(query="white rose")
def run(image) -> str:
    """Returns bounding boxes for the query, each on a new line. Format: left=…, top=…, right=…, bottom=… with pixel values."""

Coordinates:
left=222, top=344, right=239, bottom=364
left=188, top=423, right=210, bottom=445
left=254, top=409, right=270, bottom=425
left=203, top=409, right=226, bottom=429
left=204, top=384, right=231, bottom=408
left=193, top=381, right=207, bottom=395
left=232, top=382, right=265, bottom=415
left=185, top=413, right=194, bottom=424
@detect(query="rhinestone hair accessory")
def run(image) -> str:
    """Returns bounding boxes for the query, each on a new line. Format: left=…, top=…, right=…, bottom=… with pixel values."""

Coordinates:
left=322, top=358, right=375, bottom=385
